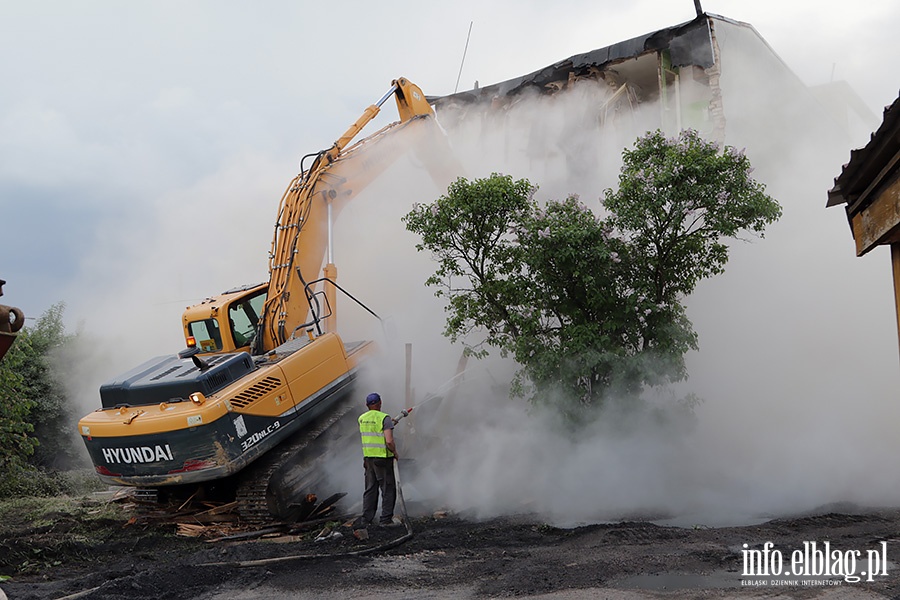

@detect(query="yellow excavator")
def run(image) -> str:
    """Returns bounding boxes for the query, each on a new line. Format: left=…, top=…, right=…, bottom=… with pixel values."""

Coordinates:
left=78, top=78, right=457, bottom=521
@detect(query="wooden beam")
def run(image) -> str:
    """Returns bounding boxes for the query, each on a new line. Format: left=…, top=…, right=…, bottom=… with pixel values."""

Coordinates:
left=846, top=152, right=900, bottom=215
left=850, top=176, right=900, bottom=256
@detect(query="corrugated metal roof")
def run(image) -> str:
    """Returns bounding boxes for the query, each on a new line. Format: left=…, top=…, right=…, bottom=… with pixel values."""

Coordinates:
left=827, top=93, right=900, bottom=209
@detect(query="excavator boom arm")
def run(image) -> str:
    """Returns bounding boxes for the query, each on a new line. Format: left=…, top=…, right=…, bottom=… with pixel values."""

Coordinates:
left=257, top=78, right=458, bottom=351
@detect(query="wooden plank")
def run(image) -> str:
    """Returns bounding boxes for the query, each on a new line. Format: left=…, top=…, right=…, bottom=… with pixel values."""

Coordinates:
left=195, top=501, right=238, bottom=516
left=175, top=512, right=239, bottom=524
left=850, top=176, right=900, bottom=256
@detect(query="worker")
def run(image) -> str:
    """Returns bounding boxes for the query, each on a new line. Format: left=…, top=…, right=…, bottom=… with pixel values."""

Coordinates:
left=357, top=392, right=399, bottom=528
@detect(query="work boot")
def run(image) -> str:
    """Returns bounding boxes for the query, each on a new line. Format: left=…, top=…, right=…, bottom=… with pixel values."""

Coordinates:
left=379, top=516, right=403, bottom=528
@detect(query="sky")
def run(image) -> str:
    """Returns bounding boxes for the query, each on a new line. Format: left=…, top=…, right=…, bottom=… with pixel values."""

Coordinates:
left=3, top=0, right=900, bottom=524
left=1, top=1, right=897, bottom=327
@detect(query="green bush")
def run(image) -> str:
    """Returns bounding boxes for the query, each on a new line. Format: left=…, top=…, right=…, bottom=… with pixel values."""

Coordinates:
left=0, top=303, right=88, bottom=491
left=0, top=468, right=105, bottom=499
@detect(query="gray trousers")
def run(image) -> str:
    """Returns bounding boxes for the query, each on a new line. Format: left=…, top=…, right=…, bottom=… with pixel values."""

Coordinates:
left=362, top=456, right=396, bottom=525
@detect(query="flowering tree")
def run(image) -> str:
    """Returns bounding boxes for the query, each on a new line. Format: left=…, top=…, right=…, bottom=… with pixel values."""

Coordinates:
left=403, top=130, right=781, bottom=419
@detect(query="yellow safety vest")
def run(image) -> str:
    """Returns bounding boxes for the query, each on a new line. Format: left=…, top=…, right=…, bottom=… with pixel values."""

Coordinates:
left=358, top=410, right=393, bottom=458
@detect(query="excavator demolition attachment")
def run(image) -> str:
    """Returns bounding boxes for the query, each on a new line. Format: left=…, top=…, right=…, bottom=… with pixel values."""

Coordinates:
left=78, top=78, right=461, bottom=523
left=0, top=279, right=25, bottom=361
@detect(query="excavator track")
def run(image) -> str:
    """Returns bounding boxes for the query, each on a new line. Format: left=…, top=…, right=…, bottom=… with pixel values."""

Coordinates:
left=234, top=395, right=359, bottom=525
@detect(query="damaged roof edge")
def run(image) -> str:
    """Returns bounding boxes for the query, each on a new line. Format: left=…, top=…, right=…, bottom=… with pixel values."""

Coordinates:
left=429, top=14, right=711, bottom=105
left=430, top=13, right=760, bottom=106
left=430, top=13, right=793, bottom=107
left=828, top=93, right=900, bottom=209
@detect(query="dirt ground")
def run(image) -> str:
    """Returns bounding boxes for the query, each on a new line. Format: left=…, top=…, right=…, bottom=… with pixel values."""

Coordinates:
left=3, top=497, right=900, bottom=600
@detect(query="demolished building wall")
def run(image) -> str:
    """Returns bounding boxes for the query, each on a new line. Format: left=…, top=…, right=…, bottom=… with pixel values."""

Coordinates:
left=431, top=13, right=864, bottom=199
left=430, top=14, right=728, bottom=192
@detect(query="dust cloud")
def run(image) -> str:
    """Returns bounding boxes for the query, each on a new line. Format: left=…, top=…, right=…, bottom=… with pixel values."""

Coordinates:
left=60, top=153, right=287, bottom=418
left=59, top=18, right=900, bottom=527
left=329, top=19, right=900, bottom=527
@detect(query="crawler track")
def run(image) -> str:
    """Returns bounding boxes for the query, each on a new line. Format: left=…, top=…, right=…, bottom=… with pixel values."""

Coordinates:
left=234, top=396, right=359, bottom=524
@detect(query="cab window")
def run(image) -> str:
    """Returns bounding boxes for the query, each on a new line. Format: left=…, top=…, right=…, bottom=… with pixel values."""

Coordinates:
left=188, top=319, right=222, bottom=352
left=228, top=289, right=266, bottom=347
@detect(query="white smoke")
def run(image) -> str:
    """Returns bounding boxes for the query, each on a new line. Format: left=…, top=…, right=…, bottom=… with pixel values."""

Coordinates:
left=50, top=14, right=900, bottom=527
left=329, top=20, right=900, bottom=527
left=59, top=152, right=287, bottom=461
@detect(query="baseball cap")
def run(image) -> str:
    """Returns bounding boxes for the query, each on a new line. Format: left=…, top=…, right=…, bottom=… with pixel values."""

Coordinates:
left=365, top=392, right=381, bottom=405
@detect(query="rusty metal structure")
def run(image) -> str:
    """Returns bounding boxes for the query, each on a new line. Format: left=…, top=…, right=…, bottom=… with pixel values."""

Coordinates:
left=0, top=279, right=25, bottom=361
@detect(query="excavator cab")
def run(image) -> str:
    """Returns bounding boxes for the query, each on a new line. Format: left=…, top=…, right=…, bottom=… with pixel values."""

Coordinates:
left=182, top=283, right=267, bottom=354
